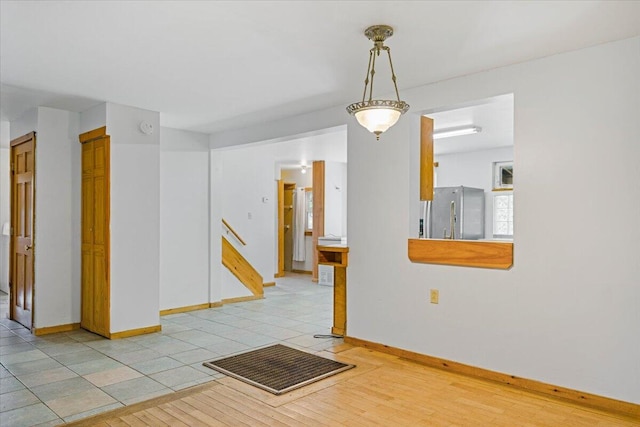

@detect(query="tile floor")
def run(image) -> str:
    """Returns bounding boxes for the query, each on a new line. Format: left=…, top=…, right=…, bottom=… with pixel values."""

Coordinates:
left=0, top=274, right=339, bottom=426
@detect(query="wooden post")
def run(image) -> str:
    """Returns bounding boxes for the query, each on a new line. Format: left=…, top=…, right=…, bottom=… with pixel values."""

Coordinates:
left=420, top=116, right=434, bottom=201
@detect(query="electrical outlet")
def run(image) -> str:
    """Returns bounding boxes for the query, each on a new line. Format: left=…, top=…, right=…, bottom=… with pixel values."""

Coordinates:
left=430, top=289, right=439, bottom=304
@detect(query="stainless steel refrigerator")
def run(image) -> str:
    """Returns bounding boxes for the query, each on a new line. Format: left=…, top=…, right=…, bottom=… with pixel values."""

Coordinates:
left=429, top=186, right=484, bottom=240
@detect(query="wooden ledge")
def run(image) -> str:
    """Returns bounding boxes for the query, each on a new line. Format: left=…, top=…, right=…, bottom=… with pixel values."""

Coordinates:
left=408, top=238, right=513, bottom=269
left=318, top=245, right=349, bottom=267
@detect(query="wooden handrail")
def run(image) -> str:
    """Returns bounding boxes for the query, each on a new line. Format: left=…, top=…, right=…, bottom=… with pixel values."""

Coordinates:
left=222, top=219, right=247, bottom=246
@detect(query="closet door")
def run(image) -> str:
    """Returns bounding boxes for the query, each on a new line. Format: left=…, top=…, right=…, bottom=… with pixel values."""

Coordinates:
left=80, top=128, right=110, bottom=337
left=10, top=132, right=36, bottom=330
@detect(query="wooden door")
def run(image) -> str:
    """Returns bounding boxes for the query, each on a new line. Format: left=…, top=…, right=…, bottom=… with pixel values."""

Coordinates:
left=10, top=132, right=36, bottom=330
left=80, top=127, right=110, bottom=337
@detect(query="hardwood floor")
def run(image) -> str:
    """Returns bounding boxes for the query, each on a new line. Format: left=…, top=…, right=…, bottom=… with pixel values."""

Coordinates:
left=67, top=344, right=638, bottom=427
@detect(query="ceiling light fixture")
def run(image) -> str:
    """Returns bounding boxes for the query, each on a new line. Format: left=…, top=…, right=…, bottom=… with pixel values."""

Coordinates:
left=347, top=25, right=409, bottom=140
left=432, top=125, right=482, bottom=140
left=301, top=165, right=307, bottom=174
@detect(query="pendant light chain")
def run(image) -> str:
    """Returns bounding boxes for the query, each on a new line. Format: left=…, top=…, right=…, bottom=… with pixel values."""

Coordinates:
left=368, top=47, right=378, bottom=103
left=361, top=49, right=374, bottom=103
left=385, top=47, right=402, bottom=102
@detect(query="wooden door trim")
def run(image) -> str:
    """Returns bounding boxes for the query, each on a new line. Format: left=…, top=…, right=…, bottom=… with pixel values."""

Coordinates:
left=420, top=116, right=434, bottom=201
left=9, top=132, right=37, bottom=330
left=10, top=131, right=36, bottom=147
left=275, top=180, right=285, bottom=278
left=311, top=161, right=325, bottom=281
left=282, top=182, right=296, bottom=274
left=79, top=126, right=107, bottom=143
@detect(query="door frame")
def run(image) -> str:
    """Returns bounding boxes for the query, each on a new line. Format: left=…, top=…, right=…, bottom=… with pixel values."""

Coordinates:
left=276, top=180, right=296, bottom=277
left=311, top=160, right=325, bottom=281
left=276, top=180, right=284, bottom=278
left=276, top=162, right=326, bottom=280
left=9, top=131, right=37, bottom=330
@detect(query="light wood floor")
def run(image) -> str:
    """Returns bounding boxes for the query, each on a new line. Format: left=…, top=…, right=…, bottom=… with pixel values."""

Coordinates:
left=67, top=344, right=639, bottom=427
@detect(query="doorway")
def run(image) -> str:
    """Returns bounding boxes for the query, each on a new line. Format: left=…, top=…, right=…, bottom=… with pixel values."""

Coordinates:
left=9, top=131, right=36, bottom=330
left=277, top=180, right=300, bottom=277
left=283, top=182, right=295, bottom=272
left=277, top=162, right=319, bottom=278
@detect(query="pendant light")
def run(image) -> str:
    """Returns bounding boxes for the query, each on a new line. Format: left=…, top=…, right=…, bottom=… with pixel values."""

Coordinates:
left=346, top=25, right=409, bottom=140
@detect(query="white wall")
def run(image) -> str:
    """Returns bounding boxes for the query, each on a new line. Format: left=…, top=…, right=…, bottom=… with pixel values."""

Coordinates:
left=281, top=168, right=312, bottom=188
left=34, top=108, right=80, bottom=328
left=9, top=108, right=38, bottom=140
left=209, top=152, right=223, bottom=303
left=107, top=103, right=161, bottom=333
left=436, top=147, right=513, bottom=190
left=214, top=144, right=277, bottom=283
left=436, top=146, right=514, bottom=237
left=208, top=37, right=640, bottom=404
left=8, top=108, right=80, bottom=328
left=221, top=264, right=253, bottom=299
left=210, top=131, right=347, bottom=298
left=34, top=107, right=81, bottom=328
left=79, top=103, right=107, bottom=134
left=0, top=122, right=10, bottom=293
left=159, top=127, right=210, bottom=310
left=7, top=103, right=167, bottom=333
left=324, top=161, right=347, bottom=238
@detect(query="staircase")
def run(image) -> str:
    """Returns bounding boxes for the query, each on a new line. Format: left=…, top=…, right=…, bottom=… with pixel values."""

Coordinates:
left=221, top=220, right=264, bottom=300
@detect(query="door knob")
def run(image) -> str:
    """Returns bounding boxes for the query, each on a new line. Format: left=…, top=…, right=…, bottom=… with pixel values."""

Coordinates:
left=25, top=245, right=32, bottom=251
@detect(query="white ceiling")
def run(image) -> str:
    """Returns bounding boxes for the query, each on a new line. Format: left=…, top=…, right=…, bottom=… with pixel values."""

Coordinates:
left=1, top=1, right=639, bottom=135
left=219, top=125, right=348, bottom=167
left=427, top=93, right=514, bottom=155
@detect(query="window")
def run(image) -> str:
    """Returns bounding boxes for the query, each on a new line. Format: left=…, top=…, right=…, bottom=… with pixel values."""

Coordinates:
left=493, top=161, right=513, bottom=190
left=493, top=192, right=513, bottom=238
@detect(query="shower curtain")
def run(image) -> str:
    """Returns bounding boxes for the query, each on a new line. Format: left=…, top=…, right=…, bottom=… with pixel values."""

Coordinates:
left=293, top=187, right=306, bottom=262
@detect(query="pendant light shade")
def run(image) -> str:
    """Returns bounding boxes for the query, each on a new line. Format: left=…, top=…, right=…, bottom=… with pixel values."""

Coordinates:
left=347, top=25, right=409, bottom=140
left=354, top=107, right=402, bottom=135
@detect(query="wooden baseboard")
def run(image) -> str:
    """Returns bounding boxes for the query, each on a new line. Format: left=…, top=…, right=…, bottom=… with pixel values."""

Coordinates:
left=209, top=301, right=223, bottom=308
left=291, top=269, right=312, bottom=275
left=221, top=295, right=263, bottom=305
left=263, top=281, right=276, bottom=287
left=274, top=272, right=285, bottom=278
left=110, top=325, right=161, bottom=340
left=344, top=336, right=640, bottom=419
left=34, top=322, right=81, bottom=336
left=160, top=303, right=210, bottom=316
